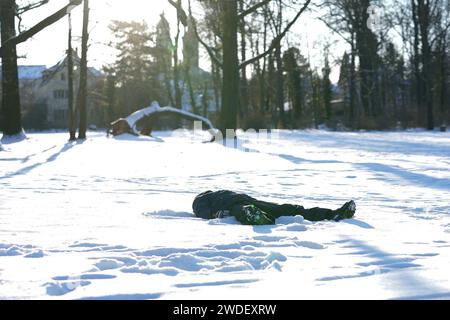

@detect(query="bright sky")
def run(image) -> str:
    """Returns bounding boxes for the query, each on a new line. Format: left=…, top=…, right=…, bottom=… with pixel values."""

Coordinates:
left=16, top=0, right=345, bottom=82
left=18, top=0, right=177, bottom=68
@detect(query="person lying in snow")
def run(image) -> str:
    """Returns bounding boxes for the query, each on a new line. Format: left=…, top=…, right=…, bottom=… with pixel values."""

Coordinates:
left=193, top=190, right=356, bottom=225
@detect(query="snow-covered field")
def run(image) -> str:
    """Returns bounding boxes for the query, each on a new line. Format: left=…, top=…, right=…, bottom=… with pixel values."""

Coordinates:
left=1, top=129, right=450, bottom=300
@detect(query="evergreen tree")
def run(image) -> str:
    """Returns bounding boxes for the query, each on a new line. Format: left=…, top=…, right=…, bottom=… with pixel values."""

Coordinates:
left=108, top=21, right=161, bottom=116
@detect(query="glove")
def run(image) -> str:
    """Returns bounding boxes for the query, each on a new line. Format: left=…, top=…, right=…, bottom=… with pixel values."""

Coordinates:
left=231, top=204, right=275, bottom=225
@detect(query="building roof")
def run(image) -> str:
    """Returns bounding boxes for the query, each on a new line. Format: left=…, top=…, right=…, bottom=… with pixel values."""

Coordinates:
left=1, top=53, right=102, bottom=84
left=40, top=52, right=103, bottom=85
left=18, top=65, right=47, bottom=79
left=0, top=65, right=47, bottom=80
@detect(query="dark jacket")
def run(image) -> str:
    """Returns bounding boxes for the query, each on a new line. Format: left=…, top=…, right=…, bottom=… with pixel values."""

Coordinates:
left=192, top=190, right=258, bottom=219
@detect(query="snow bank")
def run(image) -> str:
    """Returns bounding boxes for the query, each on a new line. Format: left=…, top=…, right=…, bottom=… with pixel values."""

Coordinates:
left=1, top=130, right=27, bottom=144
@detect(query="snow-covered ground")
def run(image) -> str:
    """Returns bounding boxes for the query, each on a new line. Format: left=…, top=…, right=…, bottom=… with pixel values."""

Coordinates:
left=1, top=129, right=450, bottom=300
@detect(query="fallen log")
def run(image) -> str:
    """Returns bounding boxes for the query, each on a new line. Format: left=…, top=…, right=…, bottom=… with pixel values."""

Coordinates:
left=108, top=101, right=217, bottom=142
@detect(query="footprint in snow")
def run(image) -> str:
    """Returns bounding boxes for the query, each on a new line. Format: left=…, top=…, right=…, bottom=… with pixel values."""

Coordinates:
left=45, top=279, right=91, bottom=296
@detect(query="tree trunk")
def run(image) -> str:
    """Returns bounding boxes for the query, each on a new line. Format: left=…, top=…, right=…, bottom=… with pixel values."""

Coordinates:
left=220, top=0, right=239, bottom=131
left=261, top=8, right=268, bottom=113
left=212, top=58, right=221, bottom=113
left=184, top=64, right=198, bottom=114
left=356, top=1, right=377, bottom=119
left=323, top=54, right=332, bottom=122
left=77, top=0, right=89, bottom=139
left=417, top=0, right=434, bottom=130
left=163, top=56, right=175, bottom=107
left=174, top=19, right=182, bottom=110
left=349, top=38, right=357, bottom=129
left=0, top=0, right=23, bottom=137
left=239, top=0, right=248, bottom=121
left=412, top=0, right=424, bottom=126
left=399, top=58, right=407, bottom=127
left=105, top=74, right=116, bottom=125
left=67, top=12, right=76, bottom=141
left=312, top=77, right=319, bottom=129
left=275, top=43, right=285, bottom=128
left=440, top=45, right=447, bottom=129
left=276, top=0, right=286, bottom=128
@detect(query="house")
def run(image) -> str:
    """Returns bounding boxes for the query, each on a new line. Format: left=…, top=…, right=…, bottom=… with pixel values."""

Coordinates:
left=0, top=65, right=47, bottom=129
left=1, top=52, right=104, bottom=129
left=35, top=53, right=104, bottom=128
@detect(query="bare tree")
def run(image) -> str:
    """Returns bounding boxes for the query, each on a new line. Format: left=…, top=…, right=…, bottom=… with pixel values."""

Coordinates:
left=77, top=0, right=89, bottom=139
left=67, top=5, right=76, bottom=141
left=319, top=0, right=359, bottom=128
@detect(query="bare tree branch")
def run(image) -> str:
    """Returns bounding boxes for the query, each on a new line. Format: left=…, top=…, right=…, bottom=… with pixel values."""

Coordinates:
left=238, top=0, right=272, bottom=19
left=185, top=0, right=223, bottom=68
left=317, top=16, right=353, bottom=45
left=17, top=0, right=50, bottom=14
left=0, top=0, right=82, bottom=58
left=167, top=0, right=188, bottom=26
left=239, top=0, right=311, bottom=69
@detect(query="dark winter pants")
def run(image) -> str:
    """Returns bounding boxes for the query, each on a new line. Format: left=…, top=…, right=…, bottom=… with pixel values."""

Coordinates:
left=252, top=200, right=337, bottom=222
